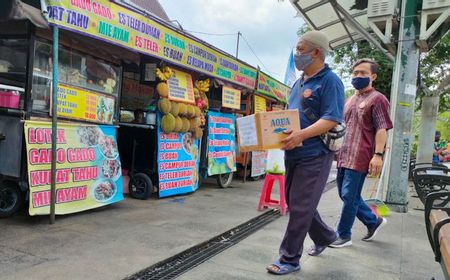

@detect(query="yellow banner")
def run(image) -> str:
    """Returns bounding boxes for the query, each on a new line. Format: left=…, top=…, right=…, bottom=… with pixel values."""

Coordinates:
left=256, top=71, right=291, bottom=103
left=254, top=95, right=267, bottom=113
left=57, top=84, right=115, bottom=124
left=222, top=86, right=241, bottom=109
left=24, top=121, right=123, bottom=215
left=167, top=69, right=195, bottom=104
left=43, top=0, right=257, bottom=89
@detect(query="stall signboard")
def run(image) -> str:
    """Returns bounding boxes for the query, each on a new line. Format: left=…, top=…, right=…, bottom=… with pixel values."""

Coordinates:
left=24, top=121, right=123, bottom=216
left=254, top=95, right=266, bottom=113
left=167, top=69, right=195, bottom=104
left=43, top=0, right=257, bottom=89
left=56, top=83, right=115, bottom=124
left=157, top=119, right=200, bottom=198
left=207, top=111, right=236, bottom=176
left=251, top=151, right=267, bottom=177
left=256, top=72, right=291, bottom=103
left=121, top=78, right=155, bottom=109
left=222, top=86, right=241, bottom=109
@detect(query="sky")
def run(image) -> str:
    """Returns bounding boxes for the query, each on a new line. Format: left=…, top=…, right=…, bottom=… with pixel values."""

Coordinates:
left=158, top=0, right=304, bottom=83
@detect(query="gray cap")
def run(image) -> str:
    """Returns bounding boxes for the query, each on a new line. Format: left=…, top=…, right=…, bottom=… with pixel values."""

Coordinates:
left=300, top=30, right=330, bottom=52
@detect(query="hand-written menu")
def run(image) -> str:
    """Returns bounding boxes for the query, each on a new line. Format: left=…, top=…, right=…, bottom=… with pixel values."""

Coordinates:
left=236, top=115, right=258, bottom=147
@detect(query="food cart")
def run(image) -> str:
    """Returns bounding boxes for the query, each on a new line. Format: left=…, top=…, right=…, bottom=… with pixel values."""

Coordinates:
left=0, top=1, right=146, bottom=217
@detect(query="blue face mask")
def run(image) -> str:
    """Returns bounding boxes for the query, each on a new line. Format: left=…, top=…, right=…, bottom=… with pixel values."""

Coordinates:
left=294, top=52, right=313, bottom=71
left=351, top=77, right=371, bottom=90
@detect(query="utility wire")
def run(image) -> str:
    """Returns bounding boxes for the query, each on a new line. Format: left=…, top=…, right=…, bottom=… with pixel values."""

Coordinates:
left=185, top=30, right=237, bottom=36
left=240, top=33, right=276, bottom=76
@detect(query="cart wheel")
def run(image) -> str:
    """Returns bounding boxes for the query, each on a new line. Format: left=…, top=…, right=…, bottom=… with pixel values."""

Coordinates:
left=0, top=181, right=24, bottom=218
left=129, top=173, right=153, bottom=200
left=216, top=172, right=233, bottom=188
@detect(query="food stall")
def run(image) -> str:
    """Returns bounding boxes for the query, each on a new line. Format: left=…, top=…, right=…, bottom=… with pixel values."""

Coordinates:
left=35, top=0, right=258, bottom=197
left=0, top=1, right=150, bottom=216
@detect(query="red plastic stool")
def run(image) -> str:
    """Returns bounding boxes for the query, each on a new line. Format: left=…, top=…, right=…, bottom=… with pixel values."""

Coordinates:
left=257, top=174, right=287, bottom=215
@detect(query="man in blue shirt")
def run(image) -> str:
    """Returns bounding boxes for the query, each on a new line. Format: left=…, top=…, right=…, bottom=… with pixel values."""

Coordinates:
left=267, top=31, right=344, bottom=275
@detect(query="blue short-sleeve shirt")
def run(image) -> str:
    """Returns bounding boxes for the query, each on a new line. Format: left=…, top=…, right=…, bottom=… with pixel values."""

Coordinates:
left=286, top=64, right=344, bottom=160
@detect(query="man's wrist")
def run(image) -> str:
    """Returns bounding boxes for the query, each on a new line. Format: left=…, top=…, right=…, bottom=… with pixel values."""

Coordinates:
left=374, top=152, right=384, bottom=158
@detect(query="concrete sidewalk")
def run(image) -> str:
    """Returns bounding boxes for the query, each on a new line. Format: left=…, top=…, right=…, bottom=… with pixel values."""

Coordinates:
left=0, top=166, right=444, bottom=280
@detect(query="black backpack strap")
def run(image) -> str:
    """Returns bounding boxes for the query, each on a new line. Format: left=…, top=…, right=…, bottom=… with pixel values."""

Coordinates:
left=301, top=95, right=319, bottom=123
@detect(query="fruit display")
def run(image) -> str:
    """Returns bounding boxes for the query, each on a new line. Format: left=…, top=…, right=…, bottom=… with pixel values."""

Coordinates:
left=155, top=66, right=206, bottom=138
left=161, top=113, right=176, bottom=133
left=158, top=98, right=171, bottom=114
left=155, top=66, right=173, bottom=98
left=170, top=101, right=179, bottom=116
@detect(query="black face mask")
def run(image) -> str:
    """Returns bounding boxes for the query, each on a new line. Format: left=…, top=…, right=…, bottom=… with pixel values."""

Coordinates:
left=351, top=77, right=370, bottom=90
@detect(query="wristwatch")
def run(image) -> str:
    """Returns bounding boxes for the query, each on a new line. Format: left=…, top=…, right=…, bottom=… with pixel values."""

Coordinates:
left=374, top=152, right=384, bottom=158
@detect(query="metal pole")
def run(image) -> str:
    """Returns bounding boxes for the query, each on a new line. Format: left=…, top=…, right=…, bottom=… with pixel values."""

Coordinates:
left=50, top=26, right=59, bottom=224
left=384, top=0, right=421, bottom=213
left=236, top=31, right=241, bottom=58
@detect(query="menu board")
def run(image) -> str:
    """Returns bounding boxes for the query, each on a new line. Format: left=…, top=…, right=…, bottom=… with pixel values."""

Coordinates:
left=157, top=116, right=200, bottom=197
left=24, top=121, right=123, bottom=215
left=207, top=111, right=236, bottom=176
left=221, top=86, right=241, bottom=109
left=254, top=95, right=266, bottom=113
left=56, top=84, right=115, bottom=124
left=43, top=0, right=257, bottom=89
left=167, top=69, right=195, bottom=104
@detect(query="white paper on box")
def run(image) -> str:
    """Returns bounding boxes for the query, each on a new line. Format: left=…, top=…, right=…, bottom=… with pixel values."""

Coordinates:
left=237, top=115, right=258, bottom=147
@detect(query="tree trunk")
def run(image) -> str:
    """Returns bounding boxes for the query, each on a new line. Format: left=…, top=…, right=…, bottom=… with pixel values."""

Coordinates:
left=416, top=95, right=440, bottom=164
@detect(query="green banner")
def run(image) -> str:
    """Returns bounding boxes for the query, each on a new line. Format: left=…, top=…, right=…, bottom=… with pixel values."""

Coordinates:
left=43, top=0, right=257, bottom=89
left=256, top=71, right=290, bottom=103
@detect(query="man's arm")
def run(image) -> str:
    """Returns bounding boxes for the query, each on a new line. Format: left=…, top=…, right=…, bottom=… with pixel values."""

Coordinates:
left=281, top=119, right=337, bottom=151
left=369, top=129, right=387, bottom=176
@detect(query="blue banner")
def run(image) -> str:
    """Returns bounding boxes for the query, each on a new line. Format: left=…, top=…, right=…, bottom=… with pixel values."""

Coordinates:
left=207, top=111, right=236, bottom=176
left=157, top=115, right=200, bottom=198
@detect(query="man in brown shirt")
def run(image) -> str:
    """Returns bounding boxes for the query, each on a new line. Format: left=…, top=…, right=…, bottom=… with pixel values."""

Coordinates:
left=330, top=59, right=393, bottom=248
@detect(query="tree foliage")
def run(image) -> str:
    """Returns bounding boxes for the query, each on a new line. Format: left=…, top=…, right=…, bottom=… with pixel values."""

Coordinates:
left=332, top=32, right=450, bottom=111
left=418, top=33, right=450, bottom=112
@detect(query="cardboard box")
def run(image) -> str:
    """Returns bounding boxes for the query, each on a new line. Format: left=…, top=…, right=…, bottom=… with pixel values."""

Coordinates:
left=236, top=109, right=300, bottom=152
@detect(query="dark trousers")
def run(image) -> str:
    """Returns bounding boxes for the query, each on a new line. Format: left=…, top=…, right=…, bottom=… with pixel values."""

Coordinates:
left=279, top=152, right=337, bottom=265
left=336, top=168, right=378, bottom=239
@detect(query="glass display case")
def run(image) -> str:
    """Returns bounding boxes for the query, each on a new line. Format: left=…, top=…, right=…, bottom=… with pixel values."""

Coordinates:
left=31, top=40, right=121, bottom=112
left=0, top=39, right=27, bottom=110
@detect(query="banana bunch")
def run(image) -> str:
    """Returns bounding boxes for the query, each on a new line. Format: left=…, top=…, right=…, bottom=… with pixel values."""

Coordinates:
left=194, top=79, right=210, bottom=93
left=155, top=66, right=174, bottom=81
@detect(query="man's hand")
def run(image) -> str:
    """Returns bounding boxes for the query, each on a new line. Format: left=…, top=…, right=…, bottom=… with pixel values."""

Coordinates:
left=369, top=155, right=383, bottom=177
left=281, top=129, right=303, bottom=150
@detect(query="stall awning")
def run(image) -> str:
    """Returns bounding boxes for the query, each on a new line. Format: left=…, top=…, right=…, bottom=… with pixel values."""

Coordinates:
left=290, top=0, right=369, bottom=50
left=0, top=0, right=48, bottom=28
left=39, top=0, right=259, bottom=90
